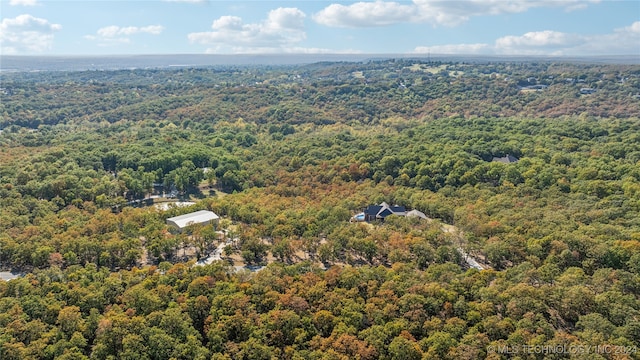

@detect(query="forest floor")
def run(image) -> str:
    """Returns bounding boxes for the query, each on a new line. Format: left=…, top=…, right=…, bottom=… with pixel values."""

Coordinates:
left=136, top=187, right=490, bottom=271
left=140, top=220, right=491, bottom=273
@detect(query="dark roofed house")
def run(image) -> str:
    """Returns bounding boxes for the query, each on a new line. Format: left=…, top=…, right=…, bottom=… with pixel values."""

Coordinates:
left=362, top=202, right=406, bottom=221
left=492, top=154, right=519, bottom=164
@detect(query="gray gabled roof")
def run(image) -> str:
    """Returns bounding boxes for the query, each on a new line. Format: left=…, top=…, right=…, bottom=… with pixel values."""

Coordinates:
left=406, top=209, right=428, bottom=219
left=492, top=154, right=519, bottom=164
left=364, top=202, right=406, bottom=219
left=167, top=210, right=219, bottom=229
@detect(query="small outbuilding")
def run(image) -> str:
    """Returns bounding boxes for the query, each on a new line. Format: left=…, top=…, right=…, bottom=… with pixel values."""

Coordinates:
left=166, top=210, right=219, bottom=230
left=492, top=154, right=519, bottom=164
left=406, top=209, right=428, bottom=220
left=0, top=271, right=24, bottom=281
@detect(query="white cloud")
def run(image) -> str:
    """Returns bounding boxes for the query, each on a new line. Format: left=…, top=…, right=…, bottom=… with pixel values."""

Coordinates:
left=313, top=2, right=416, bottom=27
left=314, top=0, right=600, bottom=27
left=566, top=21, right=640, bottom=56
left=494, top=30, right=584, bottom=54
left=163, top=0, right=207, bottom=3
left=97, top=25, right=164, bottom=37
left=0, top=14, right=61, bottom=54
left=189, top=7, right=308, bottom=53
left=85, top=25, right=164, bottom=46
left=9, top=0, right=39, bottom=6
left=413, top=21, right=640, bottom=56
left=414, top=43, right=491, bottom=55
left=623, top=21, right=640, bottom=34
left=203, top=46, right=362, bottom=55
left=266, top=7, right=306, bottom=30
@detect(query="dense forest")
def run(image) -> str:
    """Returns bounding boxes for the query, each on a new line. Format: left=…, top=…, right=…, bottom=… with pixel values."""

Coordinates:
left=1, top=59, right=639, bottom=359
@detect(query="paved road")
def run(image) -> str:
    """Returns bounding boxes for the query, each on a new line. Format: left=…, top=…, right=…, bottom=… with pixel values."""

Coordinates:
left=195, top=242, right=227, bottom=266
left=456, top=247, right=485, bottom=270
left=441, top=223, right=488, bottom=270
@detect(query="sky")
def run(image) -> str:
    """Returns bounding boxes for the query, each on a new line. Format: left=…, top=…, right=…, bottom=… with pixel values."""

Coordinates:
left=0, top=0, right=639, bottom=57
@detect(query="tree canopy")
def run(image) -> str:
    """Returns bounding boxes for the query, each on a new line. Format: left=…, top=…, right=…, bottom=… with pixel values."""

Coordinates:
left=1, top=59, right=639, bottom=359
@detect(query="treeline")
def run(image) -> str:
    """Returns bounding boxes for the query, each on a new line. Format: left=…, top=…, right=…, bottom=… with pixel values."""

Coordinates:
left=2, top=61, right=639, bottom=129
left=1, top=60, right=640, bottom=359
left=0, top=260, right=638, bottom=359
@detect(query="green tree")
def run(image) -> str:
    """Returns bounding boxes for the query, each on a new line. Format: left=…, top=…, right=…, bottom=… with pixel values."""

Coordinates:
left=388, top=335, right=422, bottom=360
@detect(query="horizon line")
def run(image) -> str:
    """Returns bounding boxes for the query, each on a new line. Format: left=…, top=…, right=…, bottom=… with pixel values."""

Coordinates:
left=2, top=53, right=639, bottom=58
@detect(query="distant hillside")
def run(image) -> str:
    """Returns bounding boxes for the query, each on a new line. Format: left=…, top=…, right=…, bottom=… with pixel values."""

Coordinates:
left=2, top=54, right=639, bottom=72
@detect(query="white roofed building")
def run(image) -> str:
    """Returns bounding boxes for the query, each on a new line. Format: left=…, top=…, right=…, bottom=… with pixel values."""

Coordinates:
left=406, top=209, right=428, bottom=220
left=166, top=210, right=219, bottom=230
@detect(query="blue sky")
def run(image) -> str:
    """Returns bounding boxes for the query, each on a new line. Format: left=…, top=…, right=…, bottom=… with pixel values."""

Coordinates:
left=1, top=0, right=639, bottom=56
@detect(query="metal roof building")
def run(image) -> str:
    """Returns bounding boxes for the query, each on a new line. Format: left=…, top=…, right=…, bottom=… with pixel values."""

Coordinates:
left=0, top=271, right=23, bottom=281
left=406, top=209, right=428, bottom=220
left=491, top=154, right=519, bottom=164
left=166, top=210, right=219, bottom=230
